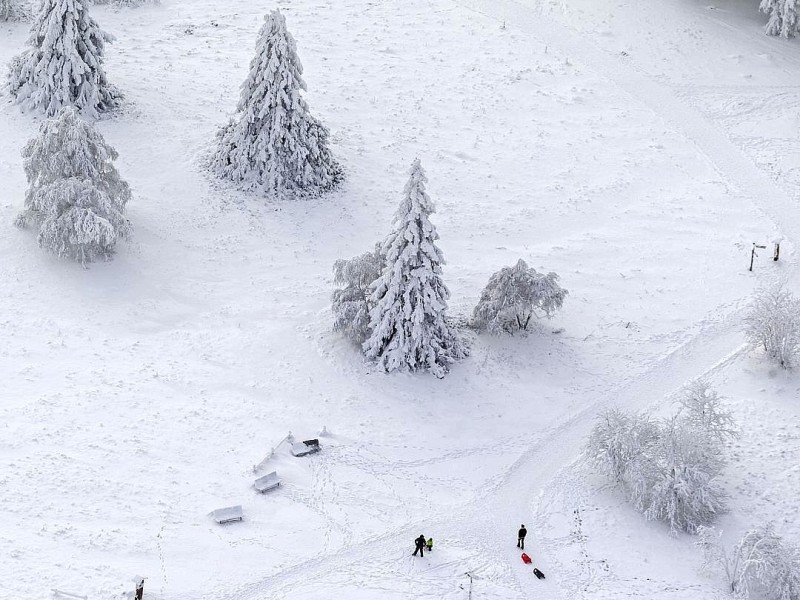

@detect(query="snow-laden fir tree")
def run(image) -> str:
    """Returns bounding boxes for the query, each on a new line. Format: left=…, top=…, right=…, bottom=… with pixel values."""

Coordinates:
left=7, top=0, right=119, bottom=118
left=473, top=258, right=567, bottom=334
left=744, top=284, right=800, bottom=369
left=15, top=107, right=132, bottom=263
left=363, top=159, right=467, bottom=378
left=0, top=0, right=30, bottom=21
left=761, top=0, right=800, bottom=38
left=332, top=245, right=384, bottom=344
left=211, top=9, right=342, bottom=197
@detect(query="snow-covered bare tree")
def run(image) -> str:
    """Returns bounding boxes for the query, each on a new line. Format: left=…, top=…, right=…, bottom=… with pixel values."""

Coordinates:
left=586, top=394, right=733, bottom=534
left=761, top=0, right=800, bottom=38
left=7, top=0, right=119, bottom=118
left=363, top=159, right=467, bottom=378
left=641, top=416, right=728, bottom=534
left=0, top=0, right=30, bottom=21
left=697, top=524, right=800, bottom=599
left=15, top=107, right=132, bottom=263
left=585, top=408, right=659, bottom=487
left=211, top=9, right=342, bottom=197
left=744, top=284, right=800, bottom=369
left=676, top=381, right=737, bottom=444
left=332, top=245, right=384, bottom=344
left=473, top=258, right=567, bottom=334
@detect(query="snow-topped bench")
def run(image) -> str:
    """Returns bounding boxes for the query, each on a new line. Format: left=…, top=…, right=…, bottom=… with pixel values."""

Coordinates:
left=290, top=439, right=320, bottom=457
left=254, top=471, right=280, bottom=493
left=210, top=505, right=243, bottom=524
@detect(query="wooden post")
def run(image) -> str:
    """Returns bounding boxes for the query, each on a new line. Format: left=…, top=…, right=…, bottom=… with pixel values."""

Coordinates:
left=750, top=243, right=766, bottom=271
left=135, top=579, right=144, bottom=600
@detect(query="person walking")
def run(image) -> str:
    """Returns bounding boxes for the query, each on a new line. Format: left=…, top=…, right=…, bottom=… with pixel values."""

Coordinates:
left=426, top=537, right=433, bottom=552
left=413, top=534, right=427, bottom=557
left=517, top=524, right=527, bottom=549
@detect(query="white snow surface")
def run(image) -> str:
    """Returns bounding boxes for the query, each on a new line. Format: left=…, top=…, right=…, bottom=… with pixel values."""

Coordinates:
left=1, top=0, right=799, bottom=598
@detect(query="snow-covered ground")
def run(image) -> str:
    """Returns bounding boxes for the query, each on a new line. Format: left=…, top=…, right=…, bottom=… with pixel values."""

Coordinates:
left=1, top=0, right=798, bottom=598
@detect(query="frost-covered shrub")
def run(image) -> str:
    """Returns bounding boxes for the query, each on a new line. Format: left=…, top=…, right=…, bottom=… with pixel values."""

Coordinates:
left=473, top=258, right=567, bottom=334
left=211, top=9, right=342, bottom=197
left=8, top=0, right=120, bottom=118
left=744, top=285, right=800, bottom=369
left=697, top=524, right=800, bottom=599
left=676, top=380, right=737, bottom=443
left=585, top=407, right=659, bottom=487
left=363, top=159, right=468, bottom=378
left=15, top=107, right=132, bottom=263
left=0, top=0, right=30, bottom=21
left=586, top=385, right=734, bottom=534
left=640, top=416, right=728, bottom=534
left=332, top=245, right=384, bottom=344
left=761, top=0, right=800, bottom=38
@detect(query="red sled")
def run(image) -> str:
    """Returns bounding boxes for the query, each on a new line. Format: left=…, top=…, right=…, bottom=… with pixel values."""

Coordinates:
left=521, top=553, right=532, bottom=564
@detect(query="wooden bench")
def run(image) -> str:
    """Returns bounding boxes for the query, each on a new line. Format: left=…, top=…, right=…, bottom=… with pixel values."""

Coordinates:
left=290, top=439, right=320, bottom=457
left=254, top=471, right=280, bottom=493
left=210, top=505, right=243, bottom=524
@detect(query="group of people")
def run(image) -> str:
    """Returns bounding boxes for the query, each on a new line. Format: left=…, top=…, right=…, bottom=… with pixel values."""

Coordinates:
left=412, top=534, right=434, bottom=556
left=411, top=524, right=528, bottom=557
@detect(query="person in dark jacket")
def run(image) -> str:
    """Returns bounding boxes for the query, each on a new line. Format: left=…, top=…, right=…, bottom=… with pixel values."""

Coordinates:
left=517, top=524, right=527, bottom=549
left=413, top=534, right=427, bottom=556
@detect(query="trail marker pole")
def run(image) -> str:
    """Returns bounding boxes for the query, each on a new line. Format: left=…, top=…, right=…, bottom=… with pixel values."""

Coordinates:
left=750, top=243, right=766, bottom=272
left=464, top=572, right=473, bottom=600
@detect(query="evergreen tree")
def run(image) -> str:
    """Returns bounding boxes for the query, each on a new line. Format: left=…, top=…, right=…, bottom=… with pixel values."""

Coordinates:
left=211, top=9, right=342, bottom=197
left=761, top=0, right=800, bottom=38
left=15, top=107, right=132, bottom=263
left=8, top=0, right=120, bottom=118
left=363, top=159, right=467, bottom=378
left=0, top=0, right=30, bottom=21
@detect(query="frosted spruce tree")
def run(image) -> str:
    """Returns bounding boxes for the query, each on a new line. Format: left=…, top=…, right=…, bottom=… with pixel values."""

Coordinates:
left=362, top=159, right=467, bottom=378
left=1, top=0, right=30, bottom=21
left=7, top=0, right=119, bottom=118
left=212, top=9, right=342, bottom=197
left=15, top=107, right=132, bottom=263
left=761, top=0, right=800, bottom=38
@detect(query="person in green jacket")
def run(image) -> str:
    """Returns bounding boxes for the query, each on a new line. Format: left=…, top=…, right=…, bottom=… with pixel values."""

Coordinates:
left=426, top=537, right=433, bottom=552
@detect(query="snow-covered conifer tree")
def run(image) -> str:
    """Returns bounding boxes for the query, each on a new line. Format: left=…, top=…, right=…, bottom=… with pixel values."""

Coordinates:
left=744, top=284, right=800, bottom=369
left=15, top=107, right=132, bottom=263
left=211, top=9, right=342, bottom=197
left=7, top=0, right=119, bottom=118
left=332, top=245, right=384, bottom=344
left=473, top=258, right=567, bottom=334
left=761, top=0, right=800, bottom=38
left=1, top=0, right=30, bottom=21
left=362, top=159, right=467, bottom=377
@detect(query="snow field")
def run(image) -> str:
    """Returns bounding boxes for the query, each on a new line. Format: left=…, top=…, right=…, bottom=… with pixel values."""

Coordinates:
left=1, top=0, right=799, bottom=598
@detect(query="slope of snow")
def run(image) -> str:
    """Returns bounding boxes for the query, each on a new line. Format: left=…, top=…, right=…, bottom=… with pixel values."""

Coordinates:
left=1, top=0, right=798, bottom=598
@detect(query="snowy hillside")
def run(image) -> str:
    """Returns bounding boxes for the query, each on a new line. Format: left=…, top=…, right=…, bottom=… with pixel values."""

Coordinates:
left=1, top=0, right=799, bottom=598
